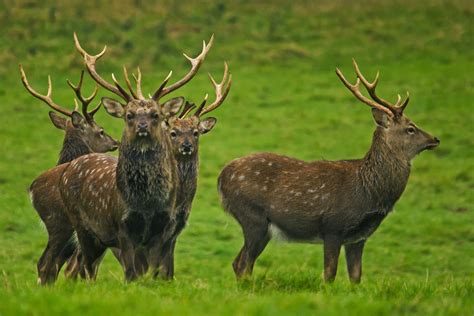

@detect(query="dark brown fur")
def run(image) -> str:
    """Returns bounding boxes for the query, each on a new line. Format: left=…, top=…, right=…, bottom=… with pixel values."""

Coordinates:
left=58, top=98, right=182, bottom=282
left=219, top=101, right=439, bottom=283
left=29, top=112, right=118, bottom=285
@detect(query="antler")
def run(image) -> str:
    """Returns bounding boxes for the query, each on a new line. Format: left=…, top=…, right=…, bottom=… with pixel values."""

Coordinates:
left=19, top=64, right=74, bottom=117
left=67, top=70, right=100, bottom=121
left=195, top=62, right=232, bottom=117
left=178, top=101, right=197, bottom=119
left=351, top=59, right=409, bottom=114
left=152, top=35, right=215, bottom=101
left=336, top=63, right=395, bottom=117
left=73, top=32, right=131, bottom=102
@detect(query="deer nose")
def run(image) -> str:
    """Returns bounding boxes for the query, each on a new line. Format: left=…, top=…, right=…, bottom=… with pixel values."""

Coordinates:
left=137, top=122, right=148, bottom=130
left=434, top=137, right=440, bottom=144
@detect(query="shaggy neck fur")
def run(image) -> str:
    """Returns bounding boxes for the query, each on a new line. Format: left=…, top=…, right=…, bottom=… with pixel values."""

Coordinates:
left=116, top=132, right=177, bottom=215
left=57, top=130, right=92, bottom=165
left=358, top=128, right=411, bottom=214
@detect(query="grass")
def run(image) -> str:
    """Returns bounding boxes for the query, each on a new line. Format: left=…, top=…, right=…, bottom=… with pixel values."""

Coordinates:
left=0, top=0, right=473, bottom=315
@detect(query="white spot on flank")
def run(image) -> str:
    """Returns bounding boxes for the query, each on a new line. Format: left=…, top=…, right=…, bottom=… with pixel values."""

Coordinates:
left=268, top=162, right=273, bottom=166
left=238, top=175, right=245, bottom=181
left=64, top=178, right=68, bottom=185
left=230, top=173, right=235, bottom=181
left=262, top=186, right=267, bottom=191
left=294, top=192, right=302, bottom=197
left=255, top=171, right=260, bottom=175
left=307, top=189, right=316, bottom=193
left=320, top=184, right=326, bottom=189
left=321, top=193, right=330, bottom=200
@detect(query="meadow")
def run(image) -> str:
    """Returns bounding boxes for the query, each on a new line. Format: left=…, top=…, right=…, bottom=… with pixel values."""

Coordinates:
left=0, top=1, right=473, bottom=315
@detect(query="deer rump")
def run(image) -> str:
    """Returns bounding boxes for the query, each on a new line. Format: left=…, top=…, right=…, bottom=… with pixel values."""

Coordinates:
left=218, top=152, right=398, bottom=244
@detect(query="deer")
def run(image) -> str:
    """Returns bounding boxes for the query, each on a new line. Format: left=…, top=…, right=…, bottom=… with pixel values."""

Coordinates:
left=55, top=33, right=217, bottom=282
left=64, top=66, right=232, bottom=280
left=217, top=59, right=440, bottom=283
left=21, top=66, right=119, bottom=285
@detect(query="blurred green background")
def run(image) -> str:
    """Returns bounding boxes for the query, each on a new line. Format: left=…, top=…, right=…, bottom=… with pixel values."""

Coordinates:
left=0, top=0, right=473, bottom=315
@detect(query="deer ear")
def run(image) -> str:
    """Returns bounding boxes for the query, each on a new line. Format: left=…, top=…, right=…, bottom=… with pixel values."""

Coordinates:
left=48, top=111, right=68, bottom=130
left=198, top=117, right=217, bottom=134
left=371, top=108, right=391, bottom=128
left=71, top=111, right=86, bottom=129
left=102, top=97, right=125, bottom=118
left=161, top=97, right=184, bottom=118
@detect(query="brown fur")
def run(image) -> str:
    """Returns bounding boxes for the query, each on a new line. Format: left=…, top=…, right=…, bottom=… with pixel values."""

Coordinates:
left=219, top=106, right=439, bottom=283
left=58, top=97, right=182, bottom=282
left=29, top=112, right=118, bottom=285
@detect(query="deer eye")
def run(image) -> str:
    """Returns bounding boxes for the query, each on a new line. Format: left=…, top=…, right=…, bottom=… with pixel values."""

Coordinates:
left=151, top=112, right=159, bottom=120
left=406, top=127, right=416, bottom=135
left=193, top=130, right=199, bottom=137
left=126, top=113, right=135, bottom=121
left=99, top=129, right=105, bottom=137
left=170, top=131, right=177, bottom=138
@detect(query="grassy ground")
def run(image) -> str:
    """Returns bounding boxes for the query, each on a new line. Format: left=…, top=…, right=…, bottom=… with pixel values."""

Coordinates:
left=0, top=0, right=473, bottom=315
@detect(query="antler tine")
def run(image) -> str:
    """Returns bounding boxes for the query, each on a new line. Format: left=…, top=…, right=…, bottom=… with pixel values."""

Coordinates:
left=67, top=70, right=100, bottom=119
left=352, top=59, right=394, bottom=109
left=179, top=101, right=197, bottom=119
left=193, top=94, right=209, bottom=117
left=335, top=67, right=394, bottom=117
left=151, top=70, right=173, bottom=101
left=73, top=32, right=131, bottom=102
left=198, top=62, right=232, bottom=117
left=19, top=64, right=73, bottom=117
left=132, top=67, right=144, bottom=99
left=123, top=66, right=139, bottom=99
left=153, top=34, right=214, bottom=101
left=73, top=99, right=80, bottom=112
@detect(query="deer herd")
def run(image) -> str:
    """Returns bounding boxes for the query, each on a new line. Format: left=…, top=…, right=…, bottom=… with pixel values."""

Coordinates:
left=21, top=33, right=439, bottom=286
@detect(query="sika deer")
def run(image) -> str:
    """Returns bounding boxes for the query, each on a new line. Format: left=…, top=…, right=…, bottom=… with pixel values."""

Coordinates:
left=150, top=65, right=232, bottom=279
left=66, top=65, right=232, bottom=280
left=218, top=59, right=440, bottom=283
left=57, top=33, right=214, bottom=282
left=21, top=67, right=118, bottom=285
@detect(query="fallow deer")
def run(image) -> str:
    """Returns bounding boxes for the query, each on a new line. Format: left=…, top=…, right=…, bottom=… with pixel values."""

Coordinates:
left=21, top=67, right=119, bottom=285
left=65, top=65, right=232, bottom=280
left=218, top=59, right=440, bottom=283
left=57, top=33, right=216, bottom=282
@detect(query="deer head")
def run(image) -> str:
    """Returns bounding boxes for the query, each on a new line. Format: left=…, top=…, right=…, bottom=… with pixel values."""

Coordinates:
left=74, top=33, right=215, bottom=150
left=19, top=65, right=119, bottom=154
left=336, top=59, right=440, bottom=161
left=163, top=62, right=232, bottom=158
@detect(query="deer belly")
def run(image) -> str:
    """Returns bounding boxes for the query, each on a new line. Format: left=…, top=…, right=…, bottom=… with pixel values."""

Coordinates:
left=269, top=223, right=323, bottom=244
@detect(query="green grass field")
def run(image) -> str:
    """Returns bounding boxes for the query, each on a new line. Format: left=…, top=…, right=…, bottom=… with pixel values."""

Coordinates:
left=0, top=1, right=473, bottom=315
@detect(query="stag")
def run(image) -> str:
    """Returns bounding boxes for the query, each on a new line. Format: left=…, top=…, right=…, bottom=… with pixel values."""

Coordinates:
left=65, top=65, right=232, bottom=280
left=218, top=59, right=440, bottom=283
left=21, top=66, right=118, bottom=284
left=57, top=33, right=215, bottom=282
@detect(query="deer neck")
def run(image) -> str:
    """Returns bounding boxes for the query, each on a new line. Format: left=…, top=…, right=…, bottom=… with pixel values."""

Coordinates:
left=176, top=153, right=199, bottom=205
left=358, top=128, right=411, bottom=214
left=57, top=131, right=92, bottom=165
left=116, top=132, right=177, bottom=213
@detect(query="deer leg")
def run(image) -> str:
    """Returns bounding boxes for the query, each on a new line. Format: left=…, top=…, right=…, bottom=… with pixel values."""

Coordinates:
left=37, top=227, right=74, bottom=285
left=323, top=236, right=342, bottom=283
left=75, top=229, right=106, bottom=281
left=344, top=240, right=365, bottom=283
left=64, top=248, right=82, bottom=279
left=233, top=221, right=270, bottom=279
left=159, top=239, right=177, bottom=280
left=117, top=231, right=137, bottom=282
